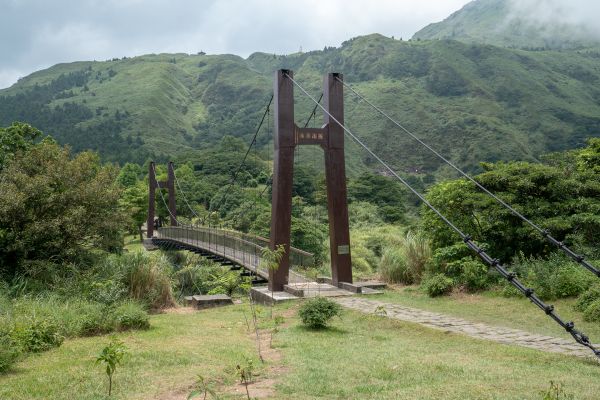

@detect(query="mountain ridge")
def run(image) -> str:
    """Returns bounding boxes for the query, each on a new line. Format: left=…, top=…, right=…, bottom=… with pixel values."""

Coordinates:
left=2, top=32, right=600, bottom=182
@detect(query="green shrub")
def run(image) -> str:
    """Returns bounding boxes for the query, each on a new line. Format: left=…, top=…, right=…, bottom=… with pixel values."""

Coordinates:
left=422, top=274, right=454, bottom=297
left=74, top=302, right=113, bottom=336
left=298, top=297, right=342, bottom=329
left=455, top=259, right=491, bottom=292
left=0, top=327, right=21, bottom=373
left=430, top=244, right=473, bottom=272
left=513, top=254, right=594, bottom=300
left=583, top=299, right=600, bottom=323
left=12, top=318, right=63, bottom=353
left=112, top=301, right=150, bottom=331
left=552, top=266, right=592, bottom=298
left=575, top=284, right=600, bottom=312
left=89, top=279, right=128, bottom=306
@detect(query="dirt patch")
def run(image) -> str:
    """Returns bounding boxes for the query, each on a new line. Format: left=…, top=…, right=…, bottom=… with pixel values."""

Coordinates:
left=155, top=384, right=195, bottom=400
left=226, top=379, right=277, bottom=399
left=221, top=326, right=290, bottom=399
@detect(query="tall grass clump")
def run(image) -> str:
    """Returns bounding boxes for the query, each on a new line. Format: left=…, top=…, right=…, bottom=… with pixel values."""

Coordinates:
left=380, top=231, right=431, bottom=284
left=114, top=252, right=176, bottom=309
left=0, top=319, right=21, bottom=373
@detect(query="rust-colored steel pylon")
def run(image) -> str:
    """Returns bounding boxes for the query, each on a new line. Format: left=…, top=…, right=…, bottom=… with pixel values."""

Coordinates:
left=147, top=161, right=177, bottom=238
left=269, top=70, right=352, bottom=291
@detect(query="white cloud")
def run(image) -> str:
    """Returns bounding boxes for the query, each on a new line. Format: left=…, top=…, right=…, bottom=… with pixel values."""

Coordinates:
left=0, top=0, right=469, bottom=89
left=507, top=0, right=600, bottom=36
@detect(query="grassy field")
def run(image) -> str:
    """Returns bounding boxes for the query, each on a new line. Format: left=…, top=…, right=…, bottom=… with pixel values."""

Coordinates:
left=2, top=299, right=600, bottom=400
left=378, top=286, right=600, bottom=341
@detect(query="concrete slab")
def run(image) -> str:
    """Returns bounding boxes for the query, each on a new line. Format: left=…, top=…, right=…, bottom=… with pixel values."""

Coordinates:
left=184, top=294, right=233, bottom=309
left=250, top=287, right=299, bottom=305
left=142, top=238, right=159, bottom=251
left=360, top=287, right=384, bottom=295
left=354, top=281, right=387, bottom=290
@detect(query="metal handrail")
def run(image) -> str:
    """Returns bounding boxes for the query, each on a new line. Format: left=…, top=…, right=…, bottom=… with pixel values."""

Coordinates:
left=157, top=225, right=315, bottom=268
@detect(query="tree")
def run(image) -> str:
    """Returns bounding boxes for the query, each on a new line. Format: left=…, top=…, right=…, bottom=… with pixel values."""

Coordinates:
left=96, top=338, right=127, bottom=396
left=119, top=181, right=148, bottom=241
left=0, top=122, right=41, bottom=171
left=116, top=162, right=143, bottom=187
left=0, top=139, right=125, bottom=279
left=348, top=172, right=406, bottom=223
left=422, top=145, right=600, bottom=263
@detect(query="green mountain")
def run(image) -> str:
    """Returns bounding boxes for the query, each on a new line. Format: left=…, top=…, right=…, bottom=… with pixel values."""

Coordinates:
left=2, top=33, right=600, bottom=181
left=413, top=0, right=598, bottom=50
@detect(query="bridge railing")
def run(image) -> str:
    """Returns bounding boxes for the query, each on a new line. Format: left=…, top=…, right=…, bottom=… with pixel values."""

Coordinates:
left=157, top=225, right=314, bottom=269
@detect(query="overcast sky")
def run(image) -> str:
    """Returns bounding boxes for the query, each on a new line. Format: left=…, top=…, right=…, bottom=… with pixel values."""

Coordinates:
left=0, top=0, right=472, bottom=89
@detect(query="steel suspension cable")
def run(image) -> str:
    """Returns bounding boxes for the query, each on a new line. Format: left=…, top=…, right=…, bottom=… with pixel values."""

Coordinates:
left=172, top=166, right=201, bottom=220
left=286, top=72, right=600, bottom=358
left=304, top=93, right=323, bottom=128
left=338, top=78, right=600, bottom=279
left=202, top=95, right=274, bottom=225
left=231, top=92, right=323, bottom=226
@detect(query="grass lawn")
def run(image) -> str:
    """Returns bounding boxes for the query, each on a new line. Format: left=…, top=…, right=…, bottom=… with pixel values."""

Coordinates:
left=377, top=286, right=600, bottom=341
left=0, top=306, right=261, bottom=400
left=2, top=301, right=600, bottom=399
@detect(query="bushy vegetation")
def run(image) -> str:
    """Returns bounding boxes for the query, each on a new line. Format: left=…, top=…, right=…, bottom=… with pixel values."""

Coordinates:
left=419, top=139, right=600, bottom=302
left=0, top=327, right=20, bottom=373
left=0, top=292, right=149, bottom=373
left=507, top=254, right=595, bottom=301
left=0, top=125, right=124, bottom=280
left=583, top=300, right=600, bottom=323
left=112, top=301, right=150, bottom=331
left=421, top=273, right=454, bottom=297
left=298, top=297, right=343, bottom=329
left=379, top=231, right=431, bottom=284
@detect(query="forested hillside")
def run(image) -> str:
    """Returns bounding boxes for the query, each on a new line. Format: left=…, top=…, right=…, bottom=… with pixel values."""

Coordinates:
left=2, top=33, right=600, bottom=182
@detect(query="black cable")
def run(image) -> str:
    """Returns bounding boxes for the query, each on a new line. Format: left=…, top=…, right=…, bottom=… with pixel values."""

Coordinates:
left=286, top=72, right=600, bottom=358
left=172, top=166, right=201, bottom=220
left=304, top=93, right=323, bottom=128
left=338, top=78, right=600, bottom=279
left=202, top=95, right=274, bottom=224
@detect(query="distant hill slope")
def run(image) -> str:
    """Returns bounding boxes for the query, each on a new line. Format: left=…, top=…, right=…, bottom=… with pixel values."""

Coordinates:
left=413, top=0, right=598, bottom=50
left=2, top=34, right=600, bottom=180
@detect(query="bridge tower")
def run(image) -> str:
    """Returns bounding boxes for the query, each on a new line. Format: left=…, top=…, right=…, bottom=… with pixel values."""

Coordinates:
left=147, top=161, right=177, bottom=238
left=270, top=70, right=352, bottom=291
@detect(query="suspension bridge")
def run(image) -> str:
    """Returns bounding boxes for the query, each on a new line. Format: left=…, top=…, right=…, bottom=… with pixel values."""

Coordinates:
left=145, top=69, right=600, bottom=359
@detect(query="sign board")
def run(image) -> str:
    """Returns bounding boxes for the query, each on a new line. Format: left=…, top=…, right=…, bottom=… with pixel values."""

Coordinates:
left=337, top=245, right=350, bottom=255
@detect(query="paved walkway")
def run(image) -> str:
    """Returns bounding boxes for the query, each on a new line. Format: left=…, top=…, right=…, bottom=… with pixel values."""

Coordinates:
left=334, top=297, right=596, bottom=359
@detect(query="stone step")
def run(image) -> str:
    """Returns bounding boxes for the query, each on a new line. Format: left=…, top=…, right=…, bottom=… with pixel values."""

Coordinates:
left=250, top=287, right=299, bottom=305
left=184, top=294, right=233, bottom=309
left=354, top=281, right=387, bottom=290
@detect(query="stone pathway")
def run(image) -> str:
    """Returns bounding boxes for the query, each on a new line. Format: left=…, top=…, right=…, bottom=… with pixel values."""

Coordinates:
left=334, top=297, right=597, bottom=359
